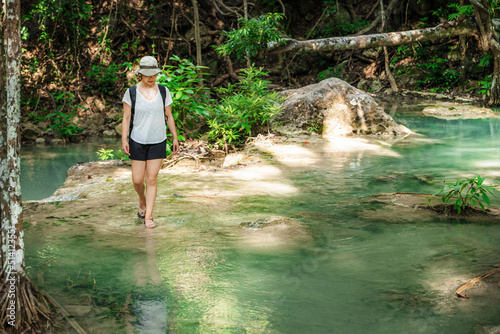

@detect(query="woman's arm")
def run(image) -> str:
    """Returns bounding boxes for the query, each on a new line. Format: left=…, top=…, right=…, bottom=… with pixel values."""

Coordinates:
left=164, top=105, right=179, bottom=154
left=122, top=102, right=132, bottom=155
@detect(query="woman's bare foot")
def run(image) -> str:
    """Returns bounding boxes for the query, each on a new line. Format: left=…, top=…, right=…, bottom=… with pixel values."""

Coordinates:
left=144, top=216, right=156, bottom=228
left=138, top=201, right=146, bottom=219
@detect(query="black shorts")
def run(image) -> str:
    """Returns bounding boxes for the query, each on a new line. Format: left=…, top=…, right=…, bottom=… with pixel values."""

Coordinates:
left=129, top=138, right=167, bottom=161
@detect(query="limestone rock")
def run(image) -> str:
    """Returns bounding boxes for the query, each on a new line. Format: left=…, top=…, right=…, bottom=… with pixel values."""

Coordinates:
left=103, top=130, right=116, bottom=137
left=22, top=122, right=42, bottom=140
left=85, top=113, right=105, bottom=129
left=69, top=115, right=85, bottom=128
left=35, top=138, right=46, bottom=145
left=422, top=104, right=496, bottom=119
left=115, top=123, right=122, bottom=136
left=278, top=78, right=411, bottom=138
left=37, top=121, right=49, bottom=130
left=93, top=98, right=106, bottom=113
left=51, top=138, right=65, bottom=145
left=105, top=112, right=122, bottom=123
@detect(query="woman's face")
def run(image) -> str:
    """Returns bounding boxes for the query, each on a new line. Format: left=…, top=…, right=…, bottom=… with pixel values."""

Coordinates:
left=142, top=74, right=158, bottom=86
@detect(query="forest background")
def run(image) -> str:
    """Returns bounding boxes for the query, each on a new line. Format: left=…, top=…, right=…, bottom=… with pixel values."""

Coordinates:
left=18, top=0, right=500, bottom=146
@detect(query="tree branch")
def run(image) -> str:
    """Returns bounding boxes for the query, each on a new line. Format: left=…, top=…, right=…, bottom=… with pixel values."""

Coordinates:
left=269, top=19, right=475, bottom=54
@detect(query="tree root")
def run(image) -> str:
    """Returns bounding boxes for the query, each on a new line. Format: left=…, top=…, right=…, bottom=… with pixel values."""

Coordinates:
left=0, top=268, right=56, bottom=333
left=456, top=267, right=500, bottom=299
left=42, top=293, right=87, bottom=334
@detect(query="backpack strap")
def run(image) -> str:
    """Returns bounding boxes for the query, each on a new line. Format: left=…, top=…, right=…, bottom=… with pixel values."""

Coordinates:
left=129, top=85, right=137, bottom=136
left=158, top=84, right=168, bottom=122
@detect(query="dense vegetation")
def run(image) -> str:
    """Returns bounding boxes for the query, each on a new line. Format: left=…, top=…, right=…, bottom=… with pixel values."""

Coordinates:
left=18, top=0, right=500, bottom=145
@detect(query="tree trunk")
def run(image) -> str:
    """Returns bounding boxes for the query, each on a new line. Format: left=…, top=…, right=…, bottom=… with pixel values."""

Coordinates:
left=470, top=0, right=500, bottom=105
left=489, top=48, right=500, bottom=105
left=380, top=0, right=398, bottom=92
left=268, top=19, right=475, bottom=54
left=191, top=0, right=202, bottom=68
left=1, top=0, right=56, bottom=332
left=243, top=0, right=251, bottom=68
left=1, top=0, right=7, bottom=274
left=459, top=0, right=467, bottom=81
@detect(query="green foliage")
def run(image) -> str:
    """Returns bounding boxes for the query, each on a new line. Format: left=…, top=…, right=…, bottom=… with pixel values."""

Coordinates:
left=490, top=0, right=500, bottom=17
left=44, top=91, right=84, bottom=138
left=390, top=46, right=413, bottom=66
left=216, top=13, right=286, bottom=61
left=328, top=18, right=369, bottom=36
left=87, top=63, right=124, bottom=95
left=156, top=55, right=212, bottom=136
left=433, top=175, right=496, bottom=214
left=27, top=0, right=92, bottom=44
left=206, top=66, right=283, bottom=147
left=307, top=123, right=322, bottom=134
left=417, top=56, right=460, bottom=92
left=323, top=0, right=337, bottom=15
left=309, top=2, right=368, bottom=38
left=478, top=75, right=492, bottom=96
left=431, top=3, right=474, bottom=21
left=96, top=148, right=130, bottom=161
left=115, top=150, right=130, bottom=161
left=97, top=148, right=114, bottom=161
left=478, top=53, right=492, bottom=69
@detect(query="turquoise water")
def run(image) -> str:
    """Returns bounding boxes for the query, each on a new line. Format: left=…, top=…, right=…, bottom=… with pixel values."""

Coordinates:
left=21, top=138, right=121, bottom=200
left=22, top=105, right=500, bottom=333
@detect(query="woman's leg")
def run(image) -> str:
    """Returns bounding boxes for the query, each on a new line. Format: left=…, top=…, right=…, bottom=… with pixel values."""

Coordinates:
left=131, top=160, right=147, bottom=209
left=144, top=158, right=163, bottom=219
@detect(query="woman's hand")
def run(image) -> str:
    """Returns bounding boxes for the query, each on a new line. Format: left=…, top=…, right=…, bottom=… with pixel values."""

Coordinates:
left=122, top=141, right=130, bottom=156
left=172, top=138, right=179, bottom=155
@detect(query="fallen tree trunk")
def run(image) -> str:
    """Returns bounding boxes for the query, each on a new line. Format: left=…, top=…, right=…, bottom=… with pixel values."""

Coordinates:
left=268, top=19, right=476, bottom=54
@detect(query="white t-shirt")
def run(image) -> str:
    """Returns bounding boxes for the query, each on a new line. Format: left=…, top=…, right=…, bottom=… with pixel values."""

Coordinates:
left=122, top=84, right=173, bottom=144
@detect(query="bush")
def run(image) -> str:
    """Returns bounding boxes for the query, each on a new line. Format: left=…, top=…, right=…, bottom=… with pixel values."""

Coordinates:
left=44, top=90, right=84, bottom=138
left=156, top=55, right=212, bottom=137
left=206, top=66, right=283, bottom=147
left=417, top=56, right=461, bottom=92
left=87, top=63, right=124, bottom=95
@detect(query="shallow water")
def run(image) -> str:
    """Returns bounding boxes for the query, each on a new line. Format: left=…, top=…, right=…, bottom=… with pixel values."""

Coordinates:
left=23, top=104, right=500, bottom=333
left=20, top=138, right=121, bottom=200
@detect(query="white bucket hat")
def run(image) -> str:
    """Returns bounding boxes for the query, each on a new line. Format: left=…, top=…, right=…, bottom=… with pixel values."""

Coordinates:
left=134, top=56, right=162, bottom=76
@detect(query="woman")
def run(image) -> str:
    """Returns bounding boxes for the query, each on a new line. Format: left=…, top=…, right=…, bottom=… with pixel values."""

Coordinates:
left=121, top=56, right=179, bottom=228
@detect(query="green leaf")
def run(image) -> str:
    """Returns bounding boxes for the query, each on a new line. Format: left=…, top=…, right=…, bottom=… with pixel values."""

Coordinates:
left=478, top=175, right=485, bottom=185
left=482, top=193, right=491, bottom=205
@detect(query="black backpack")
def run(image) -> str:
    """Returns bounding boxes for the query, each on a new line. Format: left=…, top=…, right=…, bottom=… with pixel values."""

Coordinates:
left=129, top=84, right=168, bottom=136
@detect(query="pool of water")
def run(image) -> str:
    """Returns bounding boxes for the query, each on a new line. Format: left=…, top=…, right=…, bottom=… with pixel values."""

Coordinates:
left=22, top=104, right=500, bottom=333
left=21, top=138, right=121, bottom=200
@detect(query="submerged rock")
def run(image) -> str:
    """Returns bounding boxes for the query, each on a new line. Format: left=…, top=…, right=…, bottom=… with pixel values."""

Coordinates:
left=239, top=216, right=302, bottom=229
left=363, top=192, right=500, bottom=223
left=422, top=104, right=496, bottom=119
left=278, top=78, right=411, bottom=138
left=236, top=216, right=312, bottom=252
left=372, top=173, right=434, bottom=184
